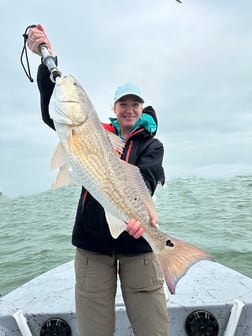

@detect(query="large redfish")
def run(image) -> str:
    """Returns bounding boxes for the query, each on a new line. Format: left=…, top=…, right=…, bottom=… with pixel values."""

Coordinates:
left=49, top=74, right=213, bottom=294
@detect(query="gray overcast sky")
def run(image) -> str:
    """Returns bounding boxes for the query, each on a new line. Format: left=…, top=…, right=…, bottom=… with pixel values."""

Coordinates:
left=1, top=0, right=252, bottom=197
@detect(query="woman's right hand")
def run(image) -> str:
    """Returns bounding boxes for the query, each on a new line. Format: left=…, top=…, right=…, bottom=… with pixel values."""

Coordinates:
left=27, top=24, right=53, bottom=56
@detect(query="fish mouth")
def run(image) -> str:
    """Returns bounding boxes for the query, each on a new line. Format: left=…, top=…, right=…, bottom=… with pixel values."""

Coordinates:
left=58, top=100, right=80, bottom=103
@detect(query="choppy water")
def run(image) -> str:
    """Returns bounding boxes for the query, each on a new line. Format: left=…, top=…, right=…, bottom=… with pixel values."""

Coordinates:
left=0, top=176, right=252, bottom=296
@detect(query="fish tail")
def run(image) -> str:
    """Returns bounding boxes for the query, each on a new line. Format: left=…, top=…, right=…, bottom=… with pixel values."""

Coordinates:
left=157, top=236, right=214, bottom=294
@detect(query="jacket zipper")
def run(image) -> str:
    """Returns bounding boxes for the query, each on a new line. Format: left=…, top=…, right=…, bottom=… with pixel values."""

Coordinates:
left=124, top=128, right=144, bottom=162
left=125, top=140, right=133, bottom=162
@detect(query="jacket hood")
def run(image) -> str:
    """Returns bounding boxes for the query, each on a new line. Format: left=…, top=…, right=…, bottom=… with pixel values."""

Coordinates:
left=142, top=105, right=158, bottom=136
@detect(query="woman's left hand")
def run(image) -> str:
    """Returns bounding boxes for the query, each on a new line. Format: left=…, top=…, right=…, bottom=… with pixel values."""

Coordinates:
left=126, top=217, right=158, bottom=239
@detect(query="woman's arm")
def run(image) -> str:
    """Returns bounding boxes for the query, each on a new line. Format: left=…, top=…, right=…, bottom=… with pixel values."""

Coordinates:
left=138, top=138, right=165, bottom=195
left=37, top=63, right=56, bottom=130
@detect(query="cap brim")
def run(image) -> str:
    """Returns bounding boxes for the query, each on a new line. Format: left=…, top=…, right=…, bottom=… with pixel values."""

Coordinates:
left=114, top=93, right=144, bottom=103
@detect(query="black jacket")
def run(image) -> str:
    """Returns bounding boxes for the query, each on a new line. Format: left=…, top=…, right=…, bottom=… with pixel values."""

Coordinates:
left=37, top=64, right=165, bottom=255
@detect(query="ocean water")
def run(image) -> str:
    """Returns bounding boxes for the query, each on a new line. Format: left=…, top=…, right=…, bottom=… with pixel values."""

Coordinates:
left=0, top=176, right=252, bottom=297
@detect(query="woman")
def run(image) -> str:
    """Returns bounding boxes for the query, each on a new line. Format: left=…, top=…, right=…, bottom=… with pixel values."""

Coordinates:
left=28, top=24, right=168, bottom=336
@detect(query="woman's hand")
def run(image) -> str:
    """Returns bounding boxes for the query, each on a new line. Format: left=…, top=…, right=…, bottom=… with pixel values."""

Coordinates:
left=27, top=24, right=53, bottom=56
left=126, top=217, right=158, bottom=239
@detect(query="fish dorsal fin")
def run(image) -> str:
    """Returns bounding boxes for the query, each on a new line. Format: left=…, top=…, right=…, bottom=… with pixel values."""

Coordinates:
left=51, top=165, right=76, bottom=189
left=51, top=143, right=68, bottom=170
left=120, top=160, right=157, bottom=219
left=105, top=212, right=126, bottom=238
left=107, top=131, right=125, bottom=155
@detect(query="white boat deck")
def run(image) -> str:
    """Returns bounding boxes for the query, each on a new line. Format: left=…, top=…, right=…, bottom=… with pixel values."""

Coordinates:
left=0, top=260, right=252, bottom=335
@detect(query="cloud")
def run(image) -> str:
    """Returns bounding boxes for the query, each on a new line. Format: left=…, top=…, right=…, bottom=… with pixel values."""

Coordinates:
left=1, top=0, right=251, bottom=197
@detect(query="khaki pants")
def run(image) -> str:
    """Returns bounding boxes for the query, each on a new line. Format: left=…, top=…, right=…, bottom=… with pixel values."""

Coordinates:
left=75, top=248, right=168, bottom=336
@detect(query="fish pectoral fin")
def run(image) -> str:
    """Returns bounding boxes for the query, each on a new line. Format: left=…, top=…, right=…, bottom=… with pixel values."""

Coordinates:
left=51, top=165, right=76, bottom=189
left=105, top=212, right=126, bottom=238
left=68, top=129, right=79, bottom=159
left=157, top=235, right=214, bottom=294
left=51, top=143, right=68, bottom=170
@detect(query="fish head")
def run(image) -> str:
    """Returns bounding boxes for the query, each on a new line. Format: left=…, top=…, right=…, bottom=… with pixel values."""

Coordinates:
left=49, top=74, right=89, bottom=126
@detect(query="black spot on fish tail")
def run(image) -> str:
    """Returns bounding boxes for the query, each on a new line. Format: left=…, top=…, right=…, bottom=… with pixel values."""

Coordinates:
left=166, top=239, right=174, bottom=247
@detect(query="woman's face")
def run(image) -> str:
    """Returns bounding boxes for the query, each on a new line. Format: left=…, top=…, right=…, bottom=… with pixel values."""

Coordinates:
left=114, top=95, right=143, bottom=136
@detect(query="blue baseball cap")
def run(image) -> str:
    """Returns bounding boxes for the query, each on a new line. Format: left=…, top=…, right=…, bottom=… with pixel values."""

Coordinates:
left=113, top=83, right=144, bottom=104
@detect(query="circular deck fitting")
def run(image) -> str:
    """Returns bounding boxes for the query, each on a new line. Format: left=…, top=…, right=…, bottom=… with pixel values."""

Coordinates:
left=185, top=310, right=219, bottom=336
left=40, top=317, right=71, bottom=336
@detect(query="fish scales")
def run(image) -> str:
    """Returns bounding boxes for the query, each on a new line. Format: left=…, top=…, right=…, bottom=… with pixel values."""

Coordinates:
left=49, top=74, right=213, bottom=294
left=72, top=124, right=149, bottom=225
left=74, top=116, right=151, bottom=225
